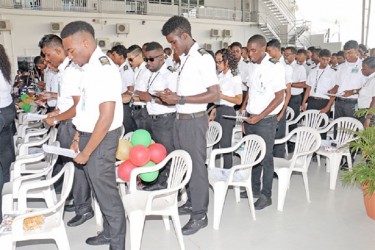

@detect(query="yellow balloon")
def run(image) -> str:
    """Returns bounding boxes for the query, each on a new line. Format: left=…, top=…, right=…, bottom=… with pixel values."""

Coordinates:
left=116, top=139, right=133, bottom=161
left=24, top=96, right=31, bottom=104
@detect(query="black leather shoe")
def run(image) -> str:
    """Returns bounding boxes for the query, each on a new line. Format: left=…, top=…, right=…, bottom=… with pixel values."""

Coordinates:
left=67, top=211, right=94, bottom=227
left=240, top=191, right=260, bottom=199
left=86, top=231, right=111, bottom=245
left=64, top=204, right=75, bottom=212
left=254, top=194, right=272, bottom=210
left=178, top=203, right=192, bottom=215
left=181, top=216, right=208, bottom=235
left=143, top=182, right=167, bottom=191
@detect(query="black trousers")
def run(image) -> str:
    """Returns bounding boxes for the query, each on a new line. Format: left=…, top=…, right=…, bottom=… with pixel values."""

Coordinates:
left=174, top=114, right=208, bottom=220
left=214, top=105, right=236, bottom=169
left=78, top=127, right=125, bottom=250
left=132, top=106, right=151, bottom=131
left=0, top=103, right=16, bottom=222
left=334, top=98, right=357, bottom=119
left=58, top=120, right=92, bottom=215
left=123, top=103, right=136, bottom=134
left=273, top=112, right=286, bottom=158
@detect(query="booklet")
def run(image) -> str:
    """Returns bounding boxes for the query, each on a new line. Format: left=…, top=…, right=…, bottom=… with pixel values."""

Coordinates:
left=42, top=144, right=78, bottom=158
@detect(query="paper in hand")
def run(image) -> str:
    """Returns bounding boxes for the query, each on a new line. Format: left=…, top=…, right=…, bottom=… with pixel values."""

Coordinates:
left=222, top=115, right=247, bottom=120
left=42, top=144, right=78, bottom=158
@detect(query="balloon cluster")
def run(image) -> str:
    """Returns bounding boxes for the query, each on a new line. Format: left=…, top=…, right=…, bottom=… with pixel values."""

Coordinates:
left=116, top=129, right=167, bottom=182
left=18, top=93, right=37, bottom=112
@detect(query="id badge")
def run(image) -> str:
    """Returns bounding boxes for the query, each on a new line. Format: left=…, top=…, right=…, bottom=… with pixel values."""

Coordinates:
left=351, top=68, right=359, bottom=73
left=81, top=88, right=86, bottom=111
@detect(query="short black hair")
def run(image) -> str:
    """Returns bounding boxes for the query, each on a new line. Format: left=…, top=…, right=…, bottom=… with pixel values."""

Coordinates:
left=161, top=15, right=192, bottom=37
left=230, top=42, right=242, bottom=49
left=336, top=50, right=345, bottom=58
left=145, top=41, right=163, bottom=52
left=38, top=34, right=63, bottom=49
left=297, top=48, right=307, bottom=56
left=247, top=34, right=266, bottom=47
left=359, top=43, right=368, bottom=55
left=363, top=57, right=375, bottom=68
left=127, top=44, right=142, bottom=55
left=33, top=55, right=44, bottom=65
left=319, top=49, right=331, bottom=58
left=343, top=40, right=359, bottom=50
left=111, top=45, right=127, bottom=57
left=307, top=46, right=316, bottom=52
left=313, top=48, right=321, bottom=55
left=61, top=21, right=95, bottom=39
left=266, top=39, right=281, bottom=49
left=241, top=47, right=248, bottom=52
left=285, top=46, right=297, bottom=54
left=332, top=53, right=337, bottom=57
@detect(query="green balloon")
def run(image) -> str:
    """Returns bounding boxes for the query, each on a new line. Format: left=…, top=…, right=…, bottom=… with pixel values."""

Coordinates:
left=140, top=161, right=159, bottom=182
left=22, top=103, right=31, bottom=112
left=21, top=93, right=28, bottom=102
left=131, top=129, right=152, bottom=147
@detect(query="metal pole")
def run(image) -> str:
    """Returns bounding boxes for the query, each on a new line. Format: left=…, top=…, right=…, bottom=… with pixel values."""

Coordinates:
left=178, top=0, right=181, bottom=16
left=365, top=0, right=371, bottom=46
left=361, top=0, right=366, bottom=44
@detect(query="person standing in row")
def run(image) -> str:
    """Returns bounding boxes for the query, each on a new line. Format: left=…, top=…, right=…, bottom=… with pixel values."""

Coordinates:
left=61, top=21, right=125, bottom=249
left=38, top=34, right=93, bottom=227
left=159, top=15, right=220, bottom=235
left=358, top=57, right=375, bottom=128
left=0, top=44, right=16, bottom=222
left=210, top=48, right=242, bottom=169
left=242, top=34, right=285, bottom=210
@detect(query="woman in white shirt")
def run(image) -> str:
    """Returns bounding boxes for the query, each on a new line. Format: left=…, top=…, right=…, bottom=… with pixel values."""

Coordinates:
left=0, top=44, right=16, bottom=222
left=210, top=49, right=242, bottom=169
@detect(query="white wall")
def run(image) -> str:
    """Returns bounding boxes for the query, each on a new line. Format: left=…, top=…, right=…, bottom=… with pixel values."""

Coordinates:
left=0, top=8, right=262, bottom=73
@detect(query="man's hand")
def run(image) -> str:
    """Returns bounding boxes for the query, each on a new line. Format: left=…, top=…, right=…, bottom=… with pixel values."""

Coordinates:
left=73, top=151, right=90, bottom=165
left=158, top=88, right=179, bottom=105
left=135, top=90, right=152, bottom=102
left=43, top=117, right=55, bottom=126
left=320, top=106, right=330, bottom=114
left=342, top=90, right=354, bottom=97
left=243, top=115, right=263, bottom=125
left=301, top=103, right=307, bottom=112
left=46, top=110, right=59, bottom=117
left=70, top=141, right=80, bottom=153
left=122, top=94, right=131, bottom=104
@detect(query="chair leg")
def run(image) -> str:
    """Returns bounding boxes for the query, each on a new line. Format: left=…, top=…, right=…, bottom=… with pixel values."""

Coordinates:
left=316, top=154, right=321, bottom=167
left=129, top=211, right=146, bottom=250
left=94, top=198, right=103, bottom=232
left=329, top=154, right=341, bottom=190
left=162, top=215, right=170, bottom=231
left=245, top=186, right=256, bottom=221
left=346, top=154, right=353, bottom=171
left=212, top=182, right=228, bottom=230
left=276, top=169, right=290, bottom=212
left=2, top=194, right=14, bottom=214
left=0, top=234, right=15, bottom=250
left=302, top=172, right=311, bottom=202
left=233, top=186, right=241, bottom=203
left=54, top=225, right=71, bottom=250
left=171, top=212, right=185, bottom=250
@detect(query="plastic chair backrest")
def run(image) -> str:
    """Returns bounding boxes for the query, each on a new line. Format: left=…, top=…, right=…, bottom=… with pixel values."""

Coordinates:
left=286, top=106, right=295, bottom=122
left=328, top=117, right=364, bottom=145
left=298, top=110, right=329, bottom=129
left=166, top=150, right=193, bottom=190
left=291, top=127, right=321, bottom=169
left=207, top=121, right=222, bottom=147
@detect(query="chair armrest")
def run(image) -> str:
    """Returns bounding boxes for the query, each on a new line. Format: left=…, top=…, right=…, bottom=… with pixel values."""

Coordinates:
left=208, top=142, right=243, bottom=169
left=18, top=134, right=51, bottom=156
left=128, top=162, right=167, bottom=193
left=24, top=128, right=49, bottom=142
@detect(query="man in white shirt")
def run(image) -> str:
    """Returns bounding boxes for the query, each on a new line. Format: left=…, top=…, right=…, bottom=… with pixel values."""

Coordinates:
left=111, top=44, right=137, bottom=133
left=358, top=57, right=375, bottom=127
left=43, top=64, right=59, bottom=112
left=136, top=42, right=177, bottom=190
left=61, top=21, right=125, bottom=249
left=242, top=35, right=285, bottom=210
left=328, top=40, right=367, bottom=119
left=159, top=16, right=220, bottom=235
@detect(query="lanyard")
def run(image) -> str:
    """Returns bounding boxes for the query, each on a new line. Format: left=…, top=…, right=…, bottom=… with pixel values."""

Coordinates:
left=176, top=55, right=190, bottom=93
left=314, top=68, right=325, bottom=93
left=147, top=71, right=160, bottom=91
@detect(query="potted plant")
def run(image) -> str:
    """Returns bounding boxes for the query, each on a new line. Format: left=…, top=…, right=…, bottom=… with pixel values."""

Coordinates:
left=342, top=108, right=375, bottom=220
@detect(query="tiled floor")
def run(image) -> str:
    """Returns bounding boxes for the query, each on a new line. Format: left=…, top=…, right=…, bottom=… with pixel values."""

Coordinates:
left=13, top=158, right=375, bottom=250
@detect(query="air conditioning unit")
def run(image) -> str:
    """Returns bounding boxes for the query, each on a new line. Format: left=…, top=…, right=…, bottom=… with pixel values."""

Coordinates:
left=96, top=38, right=110, bottom=49
left=203, top=43, right=212, bottom=50
left=112, top=41, right=124, bottom=47
left=210, top=29, right=220, bottom=37
left=116, top=23, right=129, bottom=34
left=0, top=20, right=11, bottom=31
left=222, top=29, right=232, bottom=37
left=220, top=41, right=229, bottom=48
left=50, top=22, right=63, bottom=33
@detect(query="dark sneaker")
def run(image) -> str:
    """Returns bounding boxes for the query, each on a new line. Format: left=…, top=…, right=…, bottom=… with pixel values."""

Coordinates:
left=86, top=231, right=111, bottom=245
left=181, top=216, right=208, bottom=235
left=178, top=203, right=192, bottom=215
left=254, top=194, right=272, bottom=210
left=67, top=211, right=94, bottom=227
left=240, top=191, right=260, bottom=199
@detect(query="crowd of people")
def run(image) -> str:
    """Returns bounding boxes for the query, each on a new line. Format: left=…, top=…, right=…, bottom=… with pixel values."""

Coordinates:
left=1, top=15, right=375, bottom=250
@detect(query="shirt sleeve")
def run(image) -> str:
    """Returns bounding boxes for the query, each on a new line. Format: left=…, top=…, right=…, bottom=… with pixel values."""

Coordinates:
left=271, top=63, right=286, bottom=92
left=95, top=66, right=122, bottom=103
left=199, top=54, right=219, bottom=88
left=233, top=75, right=243, bottom=95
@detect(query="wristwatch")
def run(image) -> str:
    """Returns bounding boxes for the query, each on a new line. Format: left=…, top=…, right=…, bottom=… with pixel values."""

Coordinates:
left=353, top=89, right=358, bottom=94
left=53, top=117, right=59, bottom=125
left=178, top=96, right=186, bottom=105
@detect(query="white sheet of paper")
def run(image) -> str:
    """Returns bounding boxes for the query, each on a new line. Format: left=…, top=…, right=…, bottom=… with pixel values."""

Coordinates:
left=42, top=144, right=78, bottom=158
left=25, top=113, right=47, bottom=121
left=222, top=115, right=247, bottom=120
left=325, top=93, right=343, bottom=97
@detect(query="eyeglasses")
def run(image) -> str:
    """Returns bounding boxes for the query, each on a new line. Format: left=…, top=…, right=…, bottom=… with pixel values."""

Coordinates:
left=216, top=60, right=224, bottom=65
left=144, top=54, right=164, bottom=62
left=283, top=53, right=293, bottom=57
left=128, top=54, right=139, bottom=63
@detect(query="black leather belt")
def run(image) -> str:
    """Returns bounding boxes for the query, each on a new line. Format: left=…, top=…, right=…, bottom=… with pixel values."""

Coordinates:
left=150, top=113, right=175, bottom=120
left=309, top=96, right=328, bottom=100
left=60, top=119, right=72, bottom=125
left=176, top=111, right=206, bottom=120
left=336, top=97, right=357, bottom=103
left=132, top=105, right=146, bottom=110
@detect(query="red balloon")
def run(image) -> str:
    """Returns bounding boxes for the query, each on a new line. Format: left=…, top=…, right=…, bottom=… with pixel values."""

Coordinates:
left=129, top=145, right=151, bottom=166
left=117, top=160, right=137, bottom=181
left=149, top=143, right=167, bottom=164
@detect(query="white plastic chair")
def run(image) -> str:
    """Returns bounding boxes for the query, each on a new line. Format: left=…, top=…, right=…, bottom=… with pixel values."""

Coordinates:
left=0, top=163, right=75, bottom=250
left=285, top=106, right=295, bottom=123
left=208, top=134, right=266, bottom=230
left=17, top=127, right=58, bottom=157
left=274, top=127, right=321, bottom=211
left=285, top=110, right=329, bottom=156
left=122, top=131, right=133, bottom=140
left=206, top=121, right=222, bottom=165
left=316, top=117, right=364, bottom=190
left=122, top=150, right=192, bottom=250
